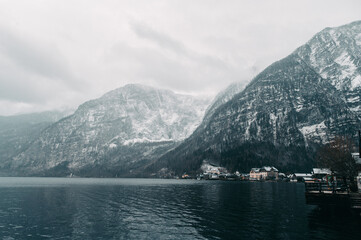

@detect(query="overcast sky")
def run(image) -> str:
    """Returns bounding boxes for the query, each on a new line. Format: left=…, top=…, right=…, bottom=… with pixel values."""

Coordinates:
left=0, top=0, right=360, bottom=116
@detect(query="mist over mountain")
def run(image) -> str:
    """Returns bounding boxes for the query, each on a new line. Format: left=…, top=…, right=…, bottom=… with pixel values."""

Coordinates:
left=0, top=111, right=71, bottom=175
left=151, top=21, right=361, bottom=175
left=6, top=84, right=210, bottom=176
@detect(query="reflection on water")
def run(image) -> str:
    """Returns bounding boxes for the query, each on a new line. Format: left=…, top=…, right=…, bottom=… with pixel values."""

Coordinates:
left=0, top=178, right=360, bottom=239
left=308, top=206, right=361, bottom=240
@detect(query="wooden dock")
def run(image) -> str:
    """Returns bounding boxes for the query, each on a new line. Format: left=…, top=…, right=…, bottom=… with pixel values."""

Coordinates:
left=350, top=193, right=361, bottom=209
left=305, top=181, right=361, bottom=209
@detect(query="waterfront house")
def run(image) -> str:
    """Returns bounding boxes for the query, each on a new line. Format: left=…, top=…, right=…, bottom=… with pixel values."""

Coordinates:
left=278, top=173, right=286, bottom=181
left=249, top=166, right=279, bottom=180
left=201, top=162, right=228, bottom=179
left=201, top=162, right=226, bottom=174
left=249, top=168, right=260, bottom=180
left=289, top=173, right=313, bottom=182
left=311, top=168, right=332, bottom=180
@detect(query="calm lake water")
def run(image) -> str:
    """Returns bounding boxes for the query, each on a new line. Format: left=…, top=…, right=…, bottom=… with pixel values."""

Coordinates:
left=0, top=178, right=360, bottom=239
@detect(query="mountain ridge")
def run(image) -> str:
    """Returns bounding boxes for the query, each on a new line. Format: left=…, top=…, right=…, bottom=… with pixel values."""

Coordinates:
left=150, top=20, right=361, bottom=175
left=6, top=84, right=211, bottom=176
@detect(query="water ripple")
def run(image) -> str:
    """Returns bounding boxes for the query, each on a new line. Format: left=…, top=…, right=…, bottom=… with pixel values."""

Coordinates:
left=0, top=178, right=360, bottom=239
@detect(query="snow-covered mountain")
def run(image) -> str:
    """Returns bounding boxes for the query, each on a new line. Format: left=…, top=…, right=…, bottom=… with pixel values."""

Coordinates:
left=8, top=84, right=210, bottom=176
left=154, top=21, right=361, bottom=175
left=295, top=21, right=361, bottom=116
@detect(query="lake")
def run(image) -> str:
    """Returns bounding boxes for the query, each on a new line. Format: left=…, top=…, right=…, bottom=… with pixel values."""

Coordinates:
left=0, top=178, right=360, bottom=239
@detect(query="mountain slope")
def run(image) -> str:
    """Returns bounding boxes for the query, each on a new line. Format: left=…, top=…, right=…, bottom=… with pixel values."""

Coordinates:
left=153, top=21, right=361, bottom=175
left=0, top=111, right=71, bottom=174
left=9, top=84, right=210, bottom=176
left=203, top=81, right=246, bottom=123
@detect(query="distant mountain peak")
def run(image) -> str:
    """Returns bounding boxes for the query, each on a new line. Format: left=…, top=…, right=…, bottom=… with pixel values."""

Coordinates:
left=9, top=84, right=211, bottom=177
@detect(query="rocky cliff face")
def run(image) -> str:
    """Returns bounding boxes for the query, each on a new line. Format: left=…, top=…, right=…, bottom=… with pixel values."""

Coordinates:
left=154, top=21, right=361, bottom=174
left=295, top=20, right=361, bottom=116
left=9, top=84, right=210, bottom=176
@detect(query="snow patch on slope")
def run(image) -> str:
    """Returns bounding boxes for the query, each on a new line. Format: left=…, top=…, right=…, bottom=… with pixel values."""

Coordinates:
left=334, top=52, right=359, bottom=89
left=299, top=122, right=327, bottom=145
left=356, top=33, right=361, bottom=45
left=351, top=75, right=361, bottom=90
left=109, top=143, right=117, bottom=148
left=123, top=137, right=173, bottom=146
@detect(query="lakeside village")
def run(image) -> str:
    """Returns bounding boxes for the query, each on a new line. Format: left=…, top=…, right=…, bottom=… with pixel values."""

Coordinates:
left=182, top=162, right=359, bottom=188
left=180, top=153, right=361, bottom=194
left=180, top=151, right=361, bottom=209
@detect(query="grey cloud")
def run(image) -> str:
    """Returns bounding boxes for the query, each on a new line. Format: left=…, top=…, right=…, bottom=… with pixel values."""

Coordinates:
left=126, top=21, right=238, bottom=92
left=106, top=40, right=245, bottom=95
left=0, top=0, right=360, bottom=115
left=0, top=68, right=51, bottom=103
left=131, top=21, right=187, bottom=56
left=106, top=43, right=192, bottom=88
left=130, top=21, right=229, bottom=71
left=0, top=27, right=82, bottom=89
